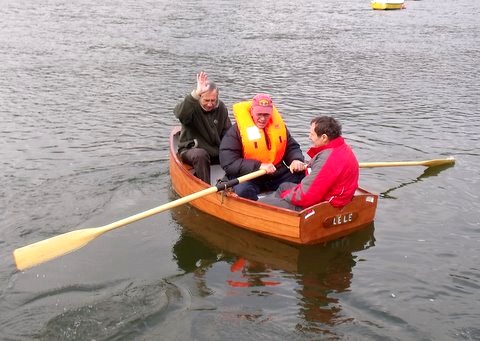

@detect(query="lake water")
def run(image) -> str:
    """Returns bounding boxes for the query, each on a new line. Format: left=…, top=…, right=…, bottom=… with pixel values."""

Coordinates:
left=1, top=0, right=479, bottom=340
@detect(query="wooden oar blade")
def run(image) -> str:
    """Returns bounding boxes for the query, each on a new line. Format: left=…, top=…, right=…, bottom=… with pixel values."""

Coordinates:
left=13, top=227, right=106, bottom=271
left=421, top=157, right=455, bottom=167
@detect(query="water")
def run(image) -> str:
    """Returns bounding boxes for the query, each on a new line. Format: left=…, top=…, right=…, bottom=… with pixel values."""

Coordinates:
left=1, top=0, right=479, bottom=339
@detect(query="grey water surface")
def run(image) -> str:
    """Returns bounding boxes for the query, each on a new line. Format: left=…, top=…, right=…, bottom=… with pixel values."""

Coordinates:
left=1, top=0, right=479, bottom=340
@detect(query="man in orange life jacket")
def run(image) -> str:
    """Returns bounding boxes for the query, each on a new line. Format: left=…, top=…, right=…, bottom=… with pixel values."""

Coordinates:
left=219, top=93, right=305, bottom=201
left=259, top=116, right=359, bottom=210
left=174, top=72, right=232, bottom=184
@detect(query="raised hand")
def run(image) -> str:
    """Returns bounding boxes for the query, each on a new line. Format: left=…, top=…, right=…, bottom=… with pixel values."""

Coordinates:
left=196, top=71, right=210, bottom=96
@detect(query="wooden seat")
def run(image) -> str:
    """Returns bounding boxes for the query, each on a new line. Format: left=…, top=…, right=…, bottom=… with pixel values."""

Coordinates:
left=178, top=156, right=226, bottom=186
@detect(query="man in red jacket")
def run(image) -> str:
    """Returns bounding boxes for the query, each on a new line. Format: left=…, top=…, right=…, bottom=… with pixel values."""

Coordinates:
left=259, top=116, right=359, bottom=210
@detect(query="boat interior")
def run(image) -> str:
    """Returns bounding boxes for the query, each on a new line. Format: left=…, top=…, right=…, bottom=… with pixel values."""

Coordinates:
left=172, top=129, right=368, bottom=198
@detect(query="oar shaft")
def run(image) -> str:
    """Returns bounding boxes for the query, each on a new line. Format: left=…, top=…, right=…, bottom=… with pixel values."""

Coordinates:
left=101, top=186, right=219, bottom=233
left=360, top=161, right=426, bottom=168
left=103, top=170, right=266, bottom=233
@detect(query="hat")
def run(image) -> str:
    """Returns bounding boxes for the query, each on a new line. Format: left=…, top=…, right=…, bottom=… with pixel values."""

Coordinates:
left=251, top=93, right=273, bottom=115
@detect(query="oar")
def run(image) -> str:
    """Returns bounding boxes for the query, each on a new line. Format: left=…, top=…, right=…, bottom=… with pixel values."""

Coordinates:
left=359, top=156, right=455, bottom=168
left=13, top=169, right=267, bottom=271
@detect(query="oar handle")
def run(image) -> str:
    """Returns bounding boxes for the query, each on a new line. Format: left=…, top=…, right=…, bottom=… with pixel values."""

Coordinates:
left=215, top=169, right=267, bottom=190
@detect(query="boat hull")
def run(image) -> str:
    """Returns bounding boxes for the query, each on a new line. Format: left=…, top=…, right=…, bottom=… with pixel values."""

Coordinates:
left=169, top=127, right=378, bottom=245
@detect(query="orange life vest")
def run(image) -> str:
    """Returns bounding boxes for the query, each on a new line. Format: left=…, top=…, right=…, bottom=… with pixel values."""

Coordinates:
left=232, top=101, right=287, bottom=165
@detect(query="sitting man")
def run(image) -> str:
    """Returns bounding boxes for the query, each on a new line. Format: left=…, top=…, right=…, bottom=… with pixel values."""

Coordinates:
left=259, top=116, right=359, bottom=210
left=219, top=93, right=305, bottom=201
left=174, top=71, right=232, bottom=184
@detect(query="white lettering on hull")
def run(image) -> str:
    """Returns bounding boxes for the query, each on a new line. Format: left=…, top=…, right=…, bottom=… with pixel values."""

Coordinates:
left=323, top=212, right=358, bottom=228
left=332, top=213, right=353, bottom=226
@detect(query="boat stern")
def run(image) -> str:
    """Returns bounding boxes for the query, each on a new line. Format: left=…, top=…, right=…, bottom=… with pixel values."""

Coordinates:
left=299, top=189, right=378, bottom=244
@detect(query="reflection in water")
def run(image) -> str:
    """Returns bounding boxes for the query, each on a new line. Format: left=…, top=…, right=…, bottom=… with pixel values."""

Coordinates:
left=381, top=163, right=455, bottom=199
left=171, top=202, right=375, bottom=329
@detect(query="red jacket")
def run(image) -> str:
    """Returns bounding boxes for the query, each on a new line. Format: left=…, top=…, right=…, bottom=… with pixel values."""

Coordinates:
left=280, top=137, right=359, bottom=208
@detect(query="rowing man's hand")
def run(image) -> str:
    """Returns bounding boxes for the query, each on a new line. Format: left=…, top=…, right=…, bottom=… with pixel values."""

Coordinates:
left=289, top=160, right=306, bottom=173
left=260, top=163, right=276, bottom=174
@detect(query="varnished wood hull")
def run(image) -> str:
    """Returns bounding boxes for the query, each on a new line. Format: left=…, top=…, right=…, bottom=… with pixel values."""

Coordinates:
left=169, top=127, right=378, bottom=245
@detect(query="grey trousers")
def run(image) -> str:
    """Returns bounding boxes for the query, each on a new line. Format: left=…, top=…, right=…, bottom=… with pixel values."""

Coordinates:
left=258, top=182, right=302, bottom=211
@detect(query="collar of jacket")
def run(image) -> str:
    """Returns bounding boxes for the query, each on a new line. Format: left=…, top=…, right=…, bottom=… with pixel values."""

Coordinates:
left=307, top=136, right=345, bottom=158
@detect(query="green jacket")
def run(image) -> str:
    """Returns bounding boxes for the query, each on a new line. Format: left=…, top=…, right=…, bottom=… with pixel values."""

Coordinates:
left=174, top=92, right=232, bottom=158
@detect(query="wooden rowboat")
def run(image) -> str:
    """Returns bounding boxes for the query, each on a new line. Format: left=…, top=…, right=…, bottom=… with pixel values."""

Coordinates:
left=169, top=127, right=378, bottom=245
left=371, top=0, right=405, bottom=10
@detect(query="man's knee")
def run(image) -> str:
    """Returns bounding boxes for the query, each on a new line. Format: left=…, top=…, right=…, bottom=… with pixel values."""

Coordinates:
left=278, top=182, right=297, bottom=192
left=234, top=183, right=258, bottom=201
left=192, top=149, right=210, bottom=161
left=183, top=148, right=210, bottom=166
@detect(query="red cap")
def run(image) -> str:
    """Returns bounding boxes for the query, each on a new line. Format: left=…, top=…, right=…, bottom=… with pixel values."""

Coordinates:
left=251, top=93, right=273, bottom=115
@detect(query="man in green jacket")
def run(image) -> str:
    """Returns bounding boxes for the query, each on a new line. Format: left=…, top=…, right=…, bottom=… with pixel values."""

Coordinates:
left=174, top=72, right=232, bottom=184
